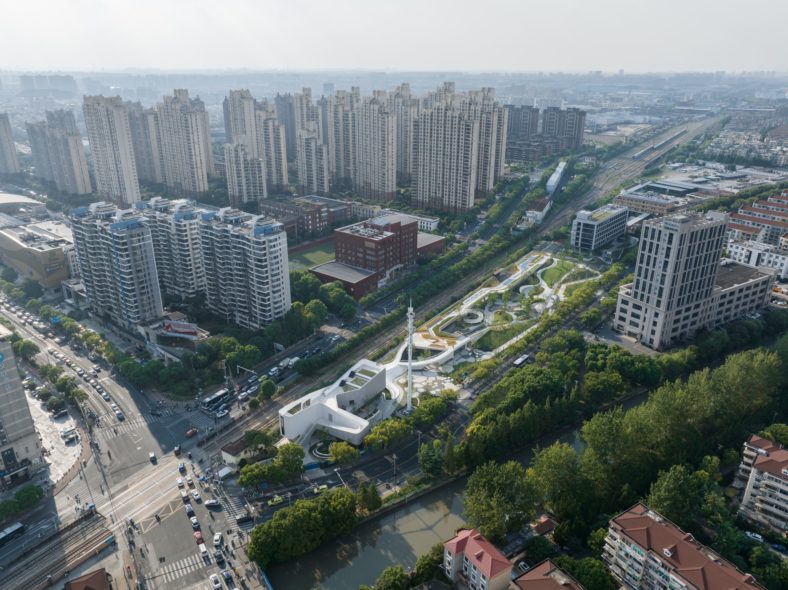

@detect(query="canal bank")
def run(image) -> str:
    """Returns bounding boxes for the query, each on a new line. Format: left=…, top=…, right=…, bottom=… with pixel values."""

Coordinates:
left=267, top=390, right=649, bottom=589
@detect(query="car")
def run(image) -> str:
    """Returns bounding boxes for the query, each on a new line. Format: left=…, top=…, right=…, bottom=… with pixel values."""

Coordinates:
left=180, top=489, right=189, bottom=502
left=194, top=530, right=203, bottom=544
left=204, top=498, right=221, bottom=508
left=191, top=490, right=201, bottom=502
left=186, top=475, right=194, bottom=486
left=745, top=531, right=764, bottom=543
left=177, top=478, right=184, bottom=488
left=312, top=484, right=328, bottom=495
left=102, top=393, right=110, bottom=401
left=186, top=427, right=198, bottom=438
left=267, top=495, right=285, bottom=507
left=771, top=543, right=787, bottom=553
left=215, top=409, right=229, bottom=419
left=110, top=403, right=118, bottom=411
left=214, top=549, right=225, bottom=565
left=184, top=503, right=194, bottom=516
left=150, top=409, right=162, bottom=417
left=190, top=516, right=200, bottom=529
left=213, top=532, right=223, bottom=547
left=237, top=392, right=249, bottom=402
left=92, top=365, right=101, bottom=373
left=149, top=452, right=156, bottom=463
left=173, top=445, right=181, bottom=455
left=178, top=462, right=186, bottom=473
left=222, top=570, right=232, bottom=583
left=209, top=574, right=222, bottom=589
left=115, top=411, right=125, bottom=421
left=235, top=513, right=254, bottom=524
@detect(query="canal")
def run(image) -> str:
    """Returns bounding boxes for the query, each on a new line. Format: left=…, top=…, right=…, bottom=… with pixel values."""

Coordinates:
left=267, top=392, right=647, bottom=589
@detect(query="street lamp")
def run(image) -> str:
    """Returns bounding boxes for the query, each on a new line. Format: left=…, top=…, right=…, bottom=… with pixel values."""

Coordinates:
left=334, top=468, right=347, bottom=489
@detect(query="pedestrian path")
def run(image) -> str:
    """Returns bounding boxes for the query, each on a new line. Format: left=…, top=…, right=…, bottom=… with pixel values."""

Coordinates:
left=151, top=552, right=209, bottom=586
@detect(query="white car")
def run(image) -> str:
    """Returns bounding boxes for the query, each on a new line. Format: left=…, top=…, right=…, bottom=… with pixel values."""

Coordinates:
left=190, top=516, right=200, bottom=529
left=176, top=478, right=184, bottom=488
left=204, top=498, right=221, bottom=508
left=745, top=531, right=764, bottom=543
left=215, top=409, right=229, bottom=419
left=209, top=574, right=222, bottom=589
left=186, top=475, right=194, bottom=487
left=191, top=490, right=201, bottom=502
left=213, top=532, right=223, bottom=547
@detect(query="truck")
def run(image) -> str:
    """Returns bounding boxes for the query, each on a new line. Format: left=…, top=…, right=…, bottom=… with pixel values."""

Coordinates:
left=288, top=357, right=300, bottom=369
left=216, top=466, right=234, bottom=481
left=278, top=358, right=291, bottom=371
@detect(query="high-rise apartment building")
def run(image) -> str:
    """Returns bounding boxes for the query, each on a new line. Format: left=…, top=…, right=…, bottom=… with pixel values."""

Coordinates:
left=0, top=326, right=41, bottom=487
left=461, top=88, right=507, bottom=194
left=255, top=109, right=289, bottom=192
left=275, top=89, right=317, bottom=159
left=200, top=209, right=291, bottom=330
left=296, top=123, right=330, bottom=195
left=0, top=113, right=21, bottom=175
left=136, top=197, right=206, bottom=299
left=126, top=101, right=165, bottom=184
left=603, top=504, right=764, bottom=590
left=505, top=106, right=586, bottom=162
left=223, top=89, right=257, bottom=152
left=505, top=104, right=539, bottom=161
left=353, top=98, right=396, bottom=201
left=26, top=110, right=91, bottom=195
left=413, top=104, right=479, bottom=212
left=83, top=95, right=141, bottom=206
left=224, top=142, right=267, bottom=208
left=613, top=213, right=774, bottom=349
left=70, top=201, right=163, bottom=328
left=738, top=436, right=788, bottom=533
left=156, top=89, right=213, bottom=196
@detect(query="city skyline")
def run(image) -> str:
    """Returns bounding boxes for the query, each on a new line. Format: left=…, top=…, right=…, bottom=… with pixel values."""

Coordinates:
left=1, top=0, right=786, bottom=73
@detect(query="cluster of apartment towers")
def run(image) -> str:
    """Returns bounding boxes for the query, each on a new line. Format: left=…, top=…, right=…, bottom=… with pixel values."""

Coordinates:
left=0, top=82, right=585, bottom=214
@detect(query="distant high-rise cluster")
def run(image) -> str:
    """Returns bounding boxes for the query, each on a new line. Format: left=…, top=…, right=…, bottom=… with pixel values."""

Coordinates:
left=0, top=113, right=21, bottom=175
left=26, top=110, right=92, bottom=195
left=505, top=105, right=586, bottom=162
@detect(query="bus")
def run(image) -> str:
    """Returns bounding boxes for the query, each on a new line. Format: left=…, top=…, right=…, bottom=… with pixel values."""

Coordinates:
left=201, top=389, right=231, bottom=413
left=0, top=522, right=25, bottom=548
left=513, top=354, right=531, bottom=368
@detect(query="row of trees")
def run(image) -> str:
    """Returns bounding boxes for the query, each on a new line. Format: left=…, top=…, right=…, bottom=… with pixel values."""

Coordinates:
left=247, top=487, right=357, bottom=568
left=0, top=484, right=45, bottom=525
left=238, top=443, right=305, bottom=488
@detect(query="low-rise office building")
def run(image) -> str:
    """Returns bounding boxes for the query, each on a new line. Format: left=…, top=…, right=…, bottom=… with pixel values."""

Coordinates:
left=0, top=220, right=73, bottom=289
left=333, top=214, right=418, bottom=281
left=444, top=528, right=511, bottom=590
left=727, top=240, right=788, bottom=279
left=603, top=503, right=764, bottom=590
left=614, top=190, right=681, bottom=216
left=570, top=205, right=628, bottom=251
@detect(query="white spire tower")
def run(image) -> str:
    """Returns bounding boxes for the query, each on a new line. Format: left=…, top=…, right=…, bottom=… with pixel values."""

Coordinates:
left=407, top=299, right=414, bottom=412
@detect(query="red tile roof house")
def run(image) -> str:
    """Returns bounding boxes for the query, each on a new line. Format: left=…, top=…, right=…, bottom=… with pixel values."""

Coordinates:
left=444, top=529, right=512, bottom=590
left=509, top=559, right=585, bottom=590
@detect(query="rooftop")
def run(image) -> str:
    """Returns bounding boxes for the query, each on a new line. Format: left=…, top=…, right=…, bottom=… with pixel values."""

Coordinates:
left=337, top=222, right=393, bottom=240
left=445, top=529, right=511, bottom=581
left=0, top=192, right=44, bottom=208
left=610, top=503, right=765, bottom=590
left=417, top=232, right=446, bottom=249
left=368, top=213, right=418, bottom=229
left=511, top=559, right=585, bottom=590
left=311, top=261, right=377, bottom=284
left=576, top=204, right=627, bottom=222
left=753, top=448, right=788, bottom=480
left=715, top=261, right=772, bottom=290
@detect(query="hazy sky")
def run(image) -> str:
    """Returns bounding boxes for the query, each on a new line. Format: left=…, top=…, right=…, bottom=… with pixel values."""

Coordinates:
left=2, top=0, right=786, bottom=72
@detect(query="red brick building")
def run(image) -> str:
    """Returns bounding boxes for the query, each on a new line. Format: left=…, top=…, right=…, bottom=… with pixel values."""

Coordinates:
left=334, top=213, right=418, bottom=280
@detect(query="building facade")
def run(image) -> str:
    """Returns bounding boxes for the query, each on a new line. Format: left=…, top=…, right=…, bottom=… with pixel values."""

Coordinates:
left=603, top=504, right=764, bottom=590
left=727, top=240, right=788, bottom=279
left=126, top=102, right=165, bottom=184
left=224, top=142, right=267, bottom=208
left=296, top=123, right=330, bottom=195
left=0, top=221, right=73, bottom=289
left=136, top=198, right=206, bottom=299
left=27, top=110, right=91, bottom=195
left=443, top=529, right=512, bottom=590
left=83, top=96, right=141, bottom=206
left=739, top=440, right=788, bottom=533
left=0, top=327, right=41, bottom=488
left=156, top=89, right=213, bottom=196
left=0, top=113, right=20, bottom=175
left=613, top=213, right=774, bottom=350
left=570, top=205, right=628, bottom=251
left=70, top=202, right=163, bottom=328
left=353, top=98, right=396, bottom=201
left=200, top=209, right=291, bottom=330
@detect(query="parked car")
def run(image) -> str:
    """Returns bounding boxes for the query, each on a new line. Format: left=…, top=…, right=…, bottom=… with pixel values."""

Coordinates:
left=185, top=503, right=194, bottom=516
left=209, top=574, right=222, bottom=589
left=213, top=532, right=223, bottom=547
left=190, top=516, right=200, bottom=530
left=745, top=531, right=764, bottom=543
left=191, top=490, right=201, bottom=502
left=194, top=530, right=204, bottom=544
left=267, top=495, right=284, bottom=507
left=177, top=478, right=185, bottom=488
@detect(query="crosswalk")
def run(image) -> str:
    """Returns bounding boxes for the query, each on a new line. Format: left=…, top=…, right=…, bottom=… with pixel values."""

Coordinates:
left=152, top=552, right=210, bottom=586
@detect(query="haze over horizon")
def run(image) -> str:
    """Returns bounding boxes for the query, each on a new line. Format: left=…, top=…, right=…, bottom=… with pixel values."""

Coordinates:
left=2, top=0, right=786, bottom=73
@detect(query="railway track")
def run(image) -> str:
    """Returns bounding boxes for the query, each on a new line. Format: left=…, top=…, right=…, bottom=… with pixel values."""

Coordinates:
left=3, top=512, right=112, bottom=590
